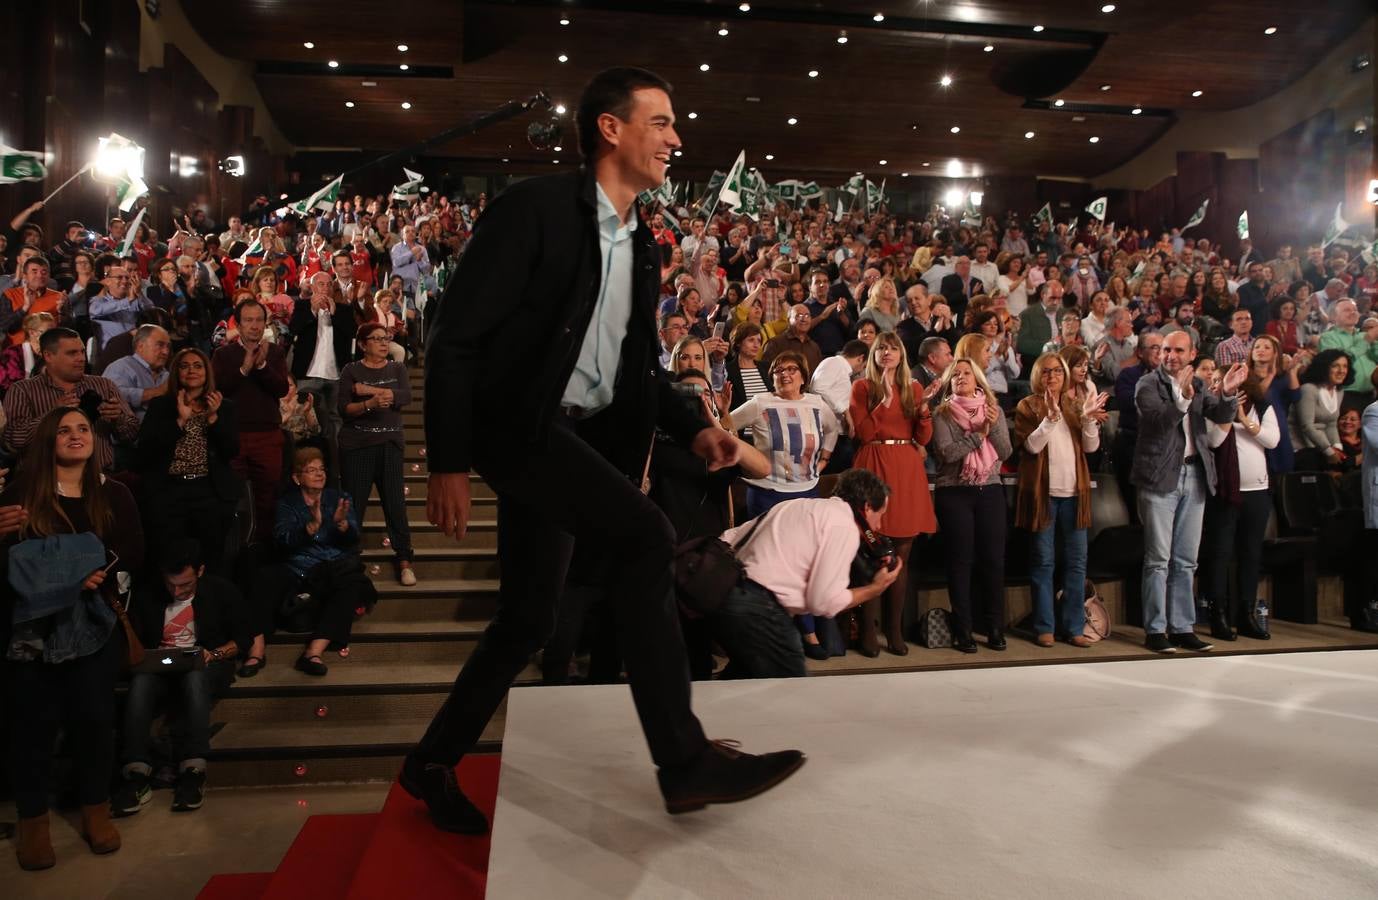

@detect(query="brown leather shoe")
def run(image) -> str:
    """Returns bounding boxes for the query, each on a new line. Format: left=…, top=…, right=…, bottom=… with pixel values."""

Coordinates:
left=80, top=803, right=121, bottom=855
left=1036, top=633, right=1055, bottom=647
left=1067, top=635, right=1093, bottom=648
left=16, top=814, right=55, bottom=871
left=658, top=740, right=805, bottom=815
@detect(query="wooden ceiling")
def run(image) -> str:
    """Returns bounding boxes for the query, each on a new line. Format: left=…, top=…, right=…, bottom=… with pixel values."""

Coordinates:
left=183, top=0, right=1371, bottom=180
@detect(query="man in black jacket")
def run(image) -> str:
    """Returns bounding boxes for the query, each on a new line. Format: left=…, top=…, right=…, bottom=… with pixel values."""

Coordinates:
left=111, top=540, right=247, bottom=816
left=290, top=271, right=356, bottom=478
left=410, top=67, right=804, bottom=834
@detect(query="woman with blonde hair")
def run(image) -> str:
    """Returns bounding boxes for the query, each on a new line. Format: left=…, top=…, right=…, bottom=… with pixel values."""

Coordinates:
left=858, top=276, right=903, bottom=333
left=250, top=266, right=294, bottom=340
left=928, top=358, right=1013, bottom=652
left=845, top=331, right=935, bottom=655
left=1014, top=353, right=1107, bottom=647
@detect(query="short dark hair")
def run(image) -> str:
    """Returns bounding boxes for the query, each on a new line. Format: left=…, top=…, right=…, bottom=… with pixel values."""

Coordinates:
left=233, top=298, right=267, bottom=324
left=660, top=310, right=687, bottom=330
left=21, top=256, right=48, bottom=273
left=159, top=538, right=204, bottom=576
left=841, top=340, right=870, bottom=359
left=93, top=253, right=122, bottom=279
left=576, top=67, right=673, bottom=161
left=672, top=368, right=709, bottom=383
left=39, top=327, right=81, bottom=355
left=331, top=250, right=352, bottom=268
left=833, top=468, right=891, bottom=513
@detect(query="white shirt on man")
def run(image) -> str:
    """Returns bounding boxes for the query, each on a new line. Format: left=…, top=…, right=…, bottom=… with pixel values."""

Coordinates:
left=305, top=309, right=339, bottom=380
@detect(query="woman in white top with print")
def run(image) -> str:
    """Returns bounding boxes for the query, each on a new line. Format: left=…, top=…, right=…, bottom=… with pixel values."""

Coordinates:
left=1202, top=375, right=1280, bottom=641
left=728, top=349, right=839, bottom=520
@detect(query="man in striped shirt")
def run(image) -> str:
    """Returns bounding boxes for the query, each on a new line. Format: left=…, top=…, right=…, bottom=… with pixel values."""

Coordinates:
left=1214, top=309, right=1255, bottom=367
left=2, top=327, right=138, bottom=471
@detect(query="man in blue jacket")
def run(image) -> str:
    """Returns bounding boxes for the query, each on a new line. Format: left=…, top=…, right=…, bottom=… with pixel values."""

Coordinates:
left=412, top=67, right=804, bottom=834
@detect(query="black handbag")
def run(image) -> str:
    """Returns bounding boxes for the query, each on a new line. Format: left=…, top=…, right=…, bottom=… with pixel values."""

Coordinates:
left=674, top=506, right=778, bottom=616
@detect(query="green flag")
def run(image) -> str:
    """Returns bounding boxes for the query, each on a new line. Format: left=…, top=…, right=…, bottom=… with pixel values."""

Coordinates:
left=391, top=167, right=424, bottom=202
left=774, top=179, right=801, bottom=204
left=1237, top=210, right=1250, bottom=240
left=0, top=147, right=47, bottom=183
left=1032, top=202, right=1052, bottom=227
left=1085, top=196, right=1107, bottom=221
left=234, top=235, right=263, bottom=265
left=1181, top=198, right=1209, bottom=232
left=290, top=176, right=343, bottom=217
left=1361, top=240, right=1378, bottom=266
left=798, top=181, right=823, bottom=203
left=739, top=168, right=763, bottom=220
left=697, top=170, right=726, bottom=212
left=1321, top=202, right=1350, bottom=248
left=117, top=207, right=146, bottom=258
left=717, top=151, right=748, bottom=215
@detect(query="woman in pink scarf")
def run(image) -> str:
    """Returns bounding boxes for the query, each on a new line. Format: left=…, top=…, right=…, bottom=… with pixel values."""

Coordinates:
left=928, top=358, right=1013, bottom=653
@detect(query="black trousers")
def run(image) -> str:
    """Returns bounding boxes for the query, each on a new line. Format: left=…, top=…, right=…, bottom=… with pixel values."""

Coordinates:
left=414, top=416, right=708, bottom=769
left=340, top=442, right=414, bottom=562
left=1202, top=490, right=1271, bottom=624
left=6, top=635, right=120, bottom=818
left=1112, top=429, right=1140, bottom=526
left=144, top=477, right=235, bottom=574
left=933, top=484, right=1007, bottom=640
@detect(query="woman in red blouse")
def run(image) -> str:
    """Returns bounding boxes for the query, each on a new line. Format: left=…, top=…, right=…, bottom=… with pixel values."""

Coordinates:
left=846, top=331, right=937, bottom=655
left=1265, top=296, right=1301, bottom=356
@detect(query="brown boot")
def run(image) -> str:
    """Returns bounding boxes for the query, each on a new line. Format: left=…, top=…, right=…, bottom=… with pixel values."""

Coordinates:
left=80, top=803, right=121, bottom=855
left=16, top=814, right=56, bottom=871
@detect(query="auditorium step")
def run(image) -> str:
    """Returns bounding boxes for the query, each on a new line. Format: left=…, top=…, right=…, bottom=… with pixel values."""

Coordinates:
left=361, top=517, right=497, bottom=549
left=368, top=577, right=500, bottom=622
left=391, top=474, right=496, bottom=501
left=360, top=546, right=499, bottom=579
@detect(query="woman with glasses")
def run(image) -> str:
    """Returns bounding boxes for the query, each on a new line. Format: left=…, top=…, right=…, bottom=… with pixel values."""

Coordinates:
left=338, top=322, right=414, bottom=586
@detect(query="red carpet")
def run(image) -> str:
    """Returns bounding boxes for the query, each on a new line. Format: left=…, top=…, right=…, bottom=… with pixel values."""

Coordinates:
left=346, top=755, right=502, bottom=900
left=196, top=755, right=501, bottom=900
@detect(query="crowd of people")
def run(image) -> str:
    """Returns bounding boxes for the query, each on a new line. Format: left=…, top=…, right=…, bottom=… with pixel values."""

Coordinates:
left=639, top=198, right=1378, bottom=675
left=0, top=188, right=470, bottom=869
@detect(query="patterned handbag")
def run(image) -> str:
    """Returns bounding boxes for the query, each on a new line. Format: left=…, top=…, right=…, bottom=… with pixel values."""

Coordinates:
left=1080, top=579, right=1112, bottom=642
left=918, top=607, right=954, bottom=649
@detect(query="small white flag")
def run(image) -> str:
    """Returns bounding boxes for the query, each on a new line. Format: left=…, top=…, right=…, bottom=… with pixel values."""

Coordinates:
left=1321, top=202, right=1350, bottom=248
left=717, top=150, right=748, bottom=215
left=1237, top=210, right=1250, bottom=240
left=1181, top=198, right=1209, bottom=232
left=117, top=207, right=147, bottom=258
left=1085, top=196, right=1108, bottom=221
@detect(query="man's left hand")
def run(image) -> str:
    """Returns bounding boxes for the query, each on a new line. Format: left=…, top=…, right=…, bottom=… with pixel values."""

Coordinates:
left=690, top=427, right=740, bottom=471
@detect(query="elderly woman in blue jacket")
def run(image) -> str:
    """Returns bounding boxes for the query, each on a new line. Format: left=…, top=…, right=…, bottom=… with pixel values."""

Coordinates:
left=273, top=446, right=370, bottom=676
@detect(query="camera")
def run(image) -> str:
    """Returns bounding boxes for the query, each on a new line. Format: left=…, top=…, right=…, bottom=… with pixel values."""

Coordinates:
left=78, top=390, right=104, bottom=422
left=849, top=525, right=898, bottom=587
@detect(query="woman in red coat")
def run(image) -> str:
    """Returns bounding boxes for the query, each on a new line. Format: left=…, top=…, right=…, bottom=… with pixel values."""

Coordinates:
left=846, top=330, right=937, bottom=655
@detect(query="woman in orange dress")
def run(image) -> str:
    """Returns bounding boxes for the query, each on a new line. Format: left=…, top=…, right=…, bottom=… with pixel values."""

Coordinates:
left=847, top=330, right=937, bottom=655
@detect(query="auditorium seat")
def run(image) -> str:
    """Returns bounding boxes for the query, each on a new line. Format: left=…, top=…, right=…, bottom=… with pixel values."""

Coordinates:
left=1261, top=504, right=1318, bottom=624
left=1086, top=476, right=1145, bottom=625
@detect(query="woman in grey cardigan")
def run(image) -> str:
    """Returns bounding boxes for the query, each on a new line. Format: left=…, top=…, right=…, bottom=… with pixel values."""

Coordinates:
left=928, top=358, right=1014, bottom=652
left=1292, top=349, right=1352, bottom=471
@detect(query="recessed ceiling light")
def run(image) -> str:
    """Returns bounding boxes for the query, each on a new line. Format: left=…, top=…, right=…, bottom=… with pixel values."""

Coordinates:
left=1100, top=84, right=1111, bottom=91
left=1264, top=26, right=1277, bottom=35
left=327, top=60, right=339, bottom=68
left=554, top=159, right=560, bottom=164
left=399, top=64, right=409, bottom=71
left=1131, top=106, right=1143, bottom=115
left=1024, top=131, right=1035, bottom=139
left=401, top=102, right=411, bottom=109
left=837, top=31, right=848, bottom=44
left=878, top=159, right=887, bottom=165
left=502, top=158, right=509, bottom=162
left=719, top=27, right=729, bottom=36
left=901, top=172, right=909, bottom=177
left=940, top=74, right=953, bottom=87
left=1032, top=24, right=1045, bottom=32
left=688, top=112, right=699, bottom=119
left=553, top=146, right=562, bottom=152
left=765, top=154, right=775, bottom=160
left=1053, top=99, right=1066, bottom=108
left=946, top=159, right=963, bottom=177
left=554, top=104, right=567, bottom=115
left=983, top=44, right=994, bottom=52
left=739, top=2, right=750, bottom=10
left=303, top=42, right=315, bottom=49
left=1101, top=3, right=1116, bottom=11
left=808, top=69, right=819, bottom=78
left=559, top=17, right=570, bottom=25
left=345, top=101, right=355, bottom=108
left=922, top=162, right=930, bottom=167
left=950, top=125, right=960, bottom=133
left=1191, top=90, right=1203, bottom=97
left=361, top=80, right=377, bottom=87
left=873, top=13, right=885, bottom=22
left=397, top=44, right=408, bottom=52
left=1089, top=136, right=1100, bottom=143
left=558, top=54, right=569, bottom=63
left=1072, top=115, right=1086, bottom=122
left=673, top=150, right=682, bottom=157
left=699, top=63, right=710, bottom=71
left=787, top=117, right=798, bottom=125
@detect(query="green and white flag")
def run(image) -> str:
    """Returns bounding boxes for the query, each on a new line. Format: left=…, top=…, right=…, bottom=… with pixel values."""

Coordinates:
left=842, top=173, right=864, bottom=198
left=93, top=134, right=148, bottom=212
left=391, top=167, right=424, bottom=202
left=0, top=147, right=47, bottom=183
left=1068, top=217, right=1079, bottom=232
left=717, top=151, right=748, bottom=215
left=234, top=235, right=263, bottom=265
left=1085, top=196, right=1107, bottom=221
left=867, top=179, right=886, bottom=214
left=739, top=168, right=764, bottom=220
left=834, top=197, right=844, bottom=223
left=961, top=194, right=981, bottom=227
left=1237, top=210, right=1250, bottom=240
left=798, top=181, right=823, bottom=203
left=773, top=179, right=801, bottom=204
left=290, top=175, right=342, bottom=216
left=697, top=170, right=726, bottom=212
left=1321, top=202, right=1350, bottom=248
left=1361, top=240, right=1378, bottom=266
left=1032, top=202, right=1052, bottom=227
left=1181, top=198, right=1209, bottom=232
left=117, top=207, right=146, bottom=258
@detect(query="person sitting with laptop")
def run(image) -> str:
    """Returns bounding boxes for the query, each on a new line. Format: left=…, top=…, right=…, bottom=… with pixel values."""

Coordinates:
left=111, top=539, right=247, bottom=817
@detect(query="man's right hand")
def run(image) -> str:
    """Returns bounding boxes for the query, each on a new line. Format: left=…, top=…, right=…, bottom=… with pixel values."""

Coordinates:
left=871, top=556, right=903, bottom=592
left=428, top=472, right=472, bottom=541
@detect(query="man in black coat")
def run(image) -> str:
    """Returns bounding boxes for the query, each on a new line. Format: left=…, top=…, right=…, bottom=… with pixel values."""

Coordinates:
left=411, top=67, right=804, bottom=834
left=938, top=256, right=985, bottom=324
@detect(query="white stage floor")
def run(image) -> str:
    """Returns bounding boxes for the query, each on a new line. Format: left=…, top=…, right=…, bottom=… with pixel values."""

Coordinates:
left=487, top=651, right=1378, bottom=899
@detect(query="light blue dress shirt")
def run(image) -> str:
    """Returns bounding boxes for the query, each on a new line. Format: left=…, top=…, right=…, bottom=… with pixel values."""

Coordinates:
left=562, top=184, right=636, bottom=413
left=102, top=352, right=168, bottom=421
